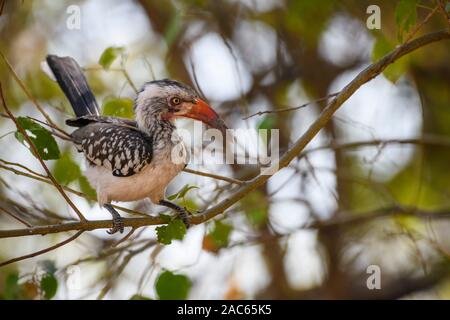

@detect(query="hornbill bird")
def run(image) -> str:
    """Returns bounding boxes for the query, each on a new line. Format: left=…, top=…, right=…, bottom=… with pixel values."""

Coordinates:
left=46, top=55, right=227, bottom=234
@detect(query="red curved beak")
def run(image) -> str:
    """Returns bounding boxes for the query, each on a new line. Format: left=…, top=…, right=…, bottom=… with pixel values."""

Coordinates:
left=177, top=98, right=228, bottom=134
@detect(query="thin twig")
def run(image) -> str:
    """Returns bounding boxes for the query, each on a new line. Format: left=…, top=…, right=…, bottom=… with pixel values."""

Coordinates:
left=96, top=241, right=155, bottom=299
left=0, top=160, right=240, bottom=214
left=2, top=113, right=72, bottom=141
left=26, top=116, right=71, bottom=139
left=0, top=205, right=449, bottom=240
left=111, top=227, right=136, bottom=248
left=121, top=69, right=138, bottom=94
left=404, top=4, right=440, bottom=43
left=0, top=158, right=47, bottom=178
left=83, top=65, right=139, bottom=93
left=0, top=51, right=59, bottom=128
left=188, top=56, right=207, bottom=100
left=437, top=0, right=450, bottom=27
left=0, top=83, right=86, bottom=221
left=0, top=206, right=32, bottom=227
left=183, top=167, right=245, bottom=185
left=0, top=0, right=6, bottom=16
left=242, top=92, right=340, bottom=120
left=0, top=30, right=447, bottom=247
left=194, top=30, right=450, bottom=224
left=0, top=230, right=84, bottom=267
left=0, top=162, right=149, bottom=217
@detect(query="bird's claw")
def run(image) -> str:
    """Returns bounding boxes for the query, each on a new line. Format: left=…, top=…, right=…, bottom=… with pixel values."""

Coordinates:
left=158, top=200, right=192, bottom=229
left=177, top=207, right=191, bottom=229
left=107, top=216, right=124, bottom=234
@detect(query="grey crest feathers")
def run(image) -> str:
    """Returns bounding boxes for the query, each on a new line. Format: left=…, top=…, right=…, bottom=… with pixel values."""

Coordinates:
left=133, top=79, right=198, bottom=132
left=137, top=79, right=198, bottom=100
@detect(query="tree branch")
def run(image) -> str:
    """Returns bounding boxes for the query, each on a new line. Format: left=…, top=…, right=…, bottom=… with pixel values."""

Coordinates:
left=195, top=30, right=450, bottom=223
left=1, top=204, right=449, bottom=241
left=0, top=51, right=59, bottom=128
left=0, top=230, right=84, bottom=267
left=0, top=83, right=86, bottom=221
left=182, top=167, right=245, bottom=185
left=242, top=92, right=340, bottom=120
left=0, top=30, right=448, bottom=246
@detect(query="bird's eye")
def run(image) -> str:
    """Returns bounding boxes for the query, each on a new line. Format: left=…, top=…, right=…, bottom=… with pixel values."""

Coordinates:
left=170, top=97, right=181, bottom=105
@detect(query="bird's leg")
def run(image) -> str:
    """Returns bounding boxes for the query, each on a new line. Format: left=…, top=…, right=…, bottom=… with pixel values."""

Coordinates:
left=104, top=204, right=124, bottom=234
left=159, top=199, right=191, bottom=228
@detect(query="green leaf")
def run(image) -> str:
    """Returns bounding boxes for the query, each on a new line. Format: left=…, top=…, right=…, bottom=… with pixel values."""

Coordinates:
left=155, top=270, right=191, bottom=300
left=257, top=115, right=275, bottom=131
left=372, top=35, right=408, bottom=83
left=241, top=190, right=268, bottom=227
left=130, top=294, right=152, bottom=300
left=284, top=0, right=335, bottom=46
left=102, top=97, right=134, bottom=119
left=209, top=220, right=232, bottom=248
left=159, top=213, right=172, bottom=223
left=98, top=46, right=124, bottom=70
left=180, top=198, right=199, bottom=212
left=156, top=219, right=187, bottom=245
left=167, top=184, right=199, bottom=201
left=14, top=117, right=60, bottom=160
left=257, top=115, right=275, bottom=146
left=395, top=0, right=418, bottom=42
left=78, top=175, right=96, bottom=199
left=4, top=272, right=20, bottom=300
left=164, top=13, right=182, bottom=47
left=53, top=152, right=81, bottom=185
left=40, top=273, right=58, bottom=300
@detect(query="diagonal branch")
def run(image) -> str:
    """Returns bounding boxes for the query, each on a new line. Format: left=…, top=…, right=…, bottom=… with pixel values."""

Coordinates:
left=0, top=230, right=84, bottom=267
left=195, top=29, right=450, bottom=224
left=0, top=30, right=448, bottom=248
left=0, top=51, right=59, bottom=128
left=0, top=162, right=149, bottom=217
left=182, top=167, right=244, bottom=185
left=242, top=92, right=340, bottom=120
left=0, top=83, right=86, bottom=221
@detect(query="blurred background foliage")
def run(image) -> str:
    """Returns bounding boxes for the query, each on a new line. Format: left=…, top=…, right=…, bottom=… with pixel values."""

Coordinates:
left=0, top=0, right=450, bottom=299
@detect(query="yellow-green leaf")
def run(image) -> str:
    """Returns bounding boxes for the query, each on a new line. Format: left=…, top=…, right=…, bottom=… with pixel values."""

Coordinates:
left=78, top=175, right=96, bottom=200
left=98, top=46, right=124, bottom=70
left=156, top=219, right=187, bottom=245
left=102, top=97, right=134, bottom=119
left=395, top=0, right=418, bottom=42
left=209, top=220, right=232, bottom=248
left=130, top=294, right=152, bottom=300
left=257, top=115, right=275, bottom=145
left=167, top=184, right=199, bottom=200
left=53, top=152, right=81, bottom=185
left=372, top=35, right=408, bottom=83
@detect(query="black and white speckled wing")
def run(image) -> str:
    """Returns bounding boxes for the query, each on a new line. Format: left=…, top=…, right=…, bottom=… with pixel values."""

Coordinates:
left=71, top=122, right=153, bottom=177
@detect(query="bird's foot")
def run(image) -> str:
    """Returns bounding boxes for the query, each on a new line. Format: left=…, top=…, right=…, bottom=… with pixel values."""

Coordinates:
left=176, top=207, right=191, bottom=229
left=104, top=204, right=125, bottom=234
left=159, top=200, right=191, bottom=228
left=107, top=215, right=124, bottom=234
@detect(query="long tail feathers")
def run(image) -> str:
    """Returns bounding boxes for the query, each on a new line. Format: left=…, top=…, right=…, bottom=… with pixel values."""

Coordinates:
left=46, top=55, right=99, bottom=117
